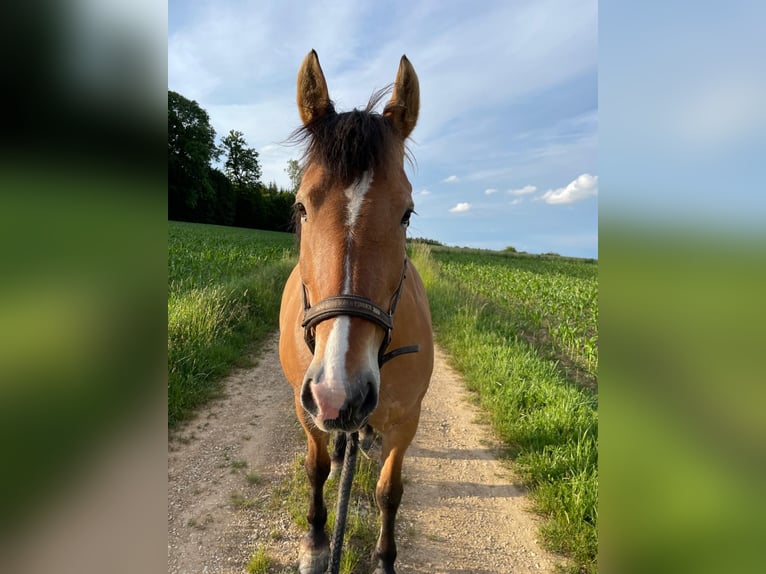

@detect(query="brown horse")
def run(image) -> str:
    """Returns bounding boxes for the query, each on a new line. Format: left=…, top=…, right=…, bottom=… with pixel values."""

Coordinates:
left=279, top=50, right=434, bottom=574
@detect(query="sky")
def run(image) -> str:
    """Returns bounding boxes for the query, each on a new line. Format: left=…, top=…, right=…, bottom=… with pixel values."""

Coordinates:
left=599, top=2, right=766, bottom=234
left=168, top=0, right=598, bottom=258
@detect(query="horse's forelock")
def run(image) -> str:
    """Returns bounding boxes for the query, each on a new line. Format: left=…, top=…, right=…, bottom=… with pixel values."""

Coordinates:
left=289, top=87, right=406, bottom=188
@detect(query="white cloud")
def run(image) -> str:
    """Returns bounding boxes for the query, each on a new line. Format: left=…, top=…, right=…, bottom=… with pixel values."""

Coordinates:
left=510, top=198, right=523, bottom=205
left=541, top=174, right=598, bottom=205
left=449, top=202, right=472, bottom=213
left=509, top=184, right=537, bottom=196
left=443, top=175, right=459, bottom=183
left=416, top=189, right=431, bottom=196
left=484, top=188, right=498, bottom=195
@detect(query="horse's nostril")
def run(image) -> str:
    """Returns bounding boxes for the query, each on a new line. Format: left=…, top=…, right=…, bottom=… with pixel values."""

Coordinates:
left=300, top=379, right=317, bottom=416
left=360, top=380, right=378, bottom=415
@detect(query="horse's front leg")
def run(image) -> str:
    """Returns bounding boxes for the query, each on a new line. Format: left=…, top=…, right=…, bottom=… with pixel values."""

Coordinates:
left=373, top=420, right=419, bottom=574
left=297, top=406, right=332, bottom=574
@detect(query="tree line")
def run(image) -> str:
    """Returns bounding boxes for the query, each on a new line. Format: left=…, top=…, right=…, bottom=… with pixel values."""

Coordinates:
left=168, top=90, right=302, bottom=231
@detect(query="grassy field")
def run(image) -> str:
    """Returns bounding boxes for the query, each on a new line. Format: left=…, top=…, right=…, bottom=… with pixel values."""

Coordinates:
left=434, top=246, right=597, bottom=382
left=168, top=221, right=295, bottom=426
left=410, top=243, right=598, bottom=573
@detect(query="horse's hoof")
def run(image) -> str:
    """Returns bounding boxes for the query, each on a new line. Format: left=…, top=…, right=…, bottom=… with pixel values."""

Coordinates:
left=371, top=559, right=395, bottom=574
left=298, top=535, right=329, bottom=574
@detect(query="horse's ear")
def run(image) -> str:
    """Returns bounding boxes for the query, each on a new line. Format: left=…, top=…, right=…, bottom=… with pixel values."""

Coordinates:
left=384, top=55, right=420, bottom=140
left=297, top=50, right=332, bottom=127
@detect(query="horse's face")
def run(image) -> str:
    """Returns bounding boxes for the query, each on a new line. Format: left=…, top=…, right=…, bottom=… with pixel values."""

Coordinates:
left=293, top=51, right=419, bottom=432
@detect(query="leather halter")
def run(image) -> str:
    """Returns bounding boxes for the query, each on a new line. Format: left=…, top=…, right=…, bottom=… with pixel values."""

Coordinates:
left=301, top=258, right=420, bottom=367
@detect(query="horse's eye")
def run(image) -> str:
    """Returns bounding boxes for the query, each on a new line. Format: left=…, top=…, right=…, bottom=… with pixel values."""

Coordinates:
left=295, top=202, right=307, bottom=222
left=401, top=209, right=415, bottom=228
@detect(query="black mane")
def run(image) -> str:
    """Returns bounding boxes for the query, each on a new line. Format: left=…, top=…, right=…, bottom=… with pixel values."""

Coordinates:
left=290, top=87, right=407, bottom=186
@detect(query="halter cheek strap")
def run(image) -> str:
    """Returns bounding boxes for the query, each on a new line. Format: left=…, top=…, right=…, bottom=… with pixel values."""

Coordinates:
left=301, top=258, right=420, bottom=367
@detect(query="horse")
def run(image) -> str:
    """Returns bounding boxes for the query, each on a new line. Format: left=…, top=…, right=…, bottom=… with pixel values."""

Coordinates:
left=279, top=50, right=434, bottom=574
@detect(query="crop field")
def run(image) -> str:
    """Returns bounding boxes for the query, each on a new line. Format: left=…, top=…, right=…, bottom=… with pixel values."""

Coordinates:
left=411, top=244, right=599, bottom=573
left=169, top=222, right=294, bottom=292
left=436, top=249, right=598, bottom=380
left=168, top=221, right=295, bottom=425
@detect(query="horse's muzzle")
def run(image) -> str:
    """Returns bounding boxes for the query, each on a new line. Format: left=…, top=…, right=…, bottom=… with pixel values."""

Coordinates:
left=300, top=369, right=379, bottom=432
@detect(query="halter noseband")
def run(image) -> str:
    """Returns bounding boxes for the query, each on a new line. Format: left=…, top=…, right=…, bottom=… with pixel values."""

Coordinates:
left=300, top=258, right=420, bottom=367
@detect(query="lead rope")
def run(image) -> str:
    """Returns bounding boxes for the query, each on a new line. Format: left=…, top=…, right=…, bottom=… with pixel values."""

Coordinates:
left=327, top=431, right=359, bottom=574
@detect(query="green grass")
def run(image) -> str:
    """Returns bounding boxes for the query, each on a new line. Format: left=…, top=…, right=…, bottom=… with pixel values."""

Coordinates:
left=431, top=245, right=597, bottom=382
left=229, top=491, right=260, bottom=509
left=410, top=242, right=598, bottom=573
left=168, top=221, right=296, bottom=426
left=246, top=546, right=272, bottom=574
left=246, top=471, right=263, bottom=485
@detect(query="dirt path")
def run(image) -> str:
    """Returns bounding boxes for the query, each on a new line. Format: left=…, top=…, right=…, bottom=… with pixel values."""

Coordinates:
left=168, top=332, right=561, bottom=573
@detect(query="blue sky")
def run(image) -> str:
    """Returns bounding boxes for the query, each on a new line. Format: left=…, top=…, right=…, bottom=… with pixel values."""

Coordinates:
left=169, top=0, right=598, bottom=258
left=599, top=2, right=766, bottom=233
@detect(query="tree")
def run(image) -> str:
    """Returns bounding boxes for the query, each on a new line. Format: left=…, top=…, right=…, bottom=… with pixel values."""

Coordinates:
left=233, top=185, right=264, bottom=229
left=256, top=181, right=296, bottom=232
left=219, top=130, right=261, bottom=190
left=219, top=130, right=264, bottom=229
left=206, top=168, right=237, bottom=226
left=168, top=90, right=219, bottom=220
left=167, top=93, right=296, bottom=229
left=285, top=159, right=304, bottom=193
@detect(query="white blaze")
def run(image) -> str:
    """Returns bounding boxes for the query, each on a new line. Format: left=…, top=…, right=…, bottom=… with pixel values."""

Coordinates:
left=323, top=316, right=350, bottom=398
left=343, top=171, right=373, bottom=293
left=345, top=171, right=373, bottom=231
